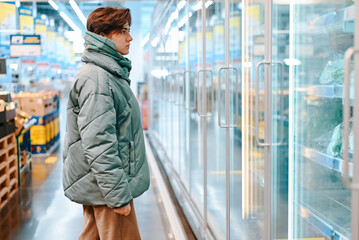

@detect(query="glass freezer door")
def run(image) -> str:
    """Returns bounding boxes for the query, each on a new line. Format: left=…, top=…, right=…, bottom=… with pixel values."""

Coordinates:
left=242, top=0, right=267, bottom=239
left=289, top=1, right=357, bottom=239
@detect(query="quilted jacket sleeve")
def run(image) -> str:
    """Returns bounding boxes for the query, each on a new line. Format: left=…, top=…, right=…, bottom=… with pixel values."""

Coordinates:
left=76, top=76, right=132, bottom=208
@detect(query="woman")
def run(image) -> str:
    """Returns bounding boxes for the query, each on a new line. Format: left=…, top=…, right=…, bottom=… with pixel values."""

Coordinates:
left=62, top=7, right=150, bottom=240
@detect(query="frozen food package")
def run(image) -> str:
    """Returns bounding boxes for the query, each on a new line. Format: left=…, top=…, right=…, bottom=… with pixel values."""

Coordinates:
left=327, top=119, right=354, bottom=157
left=327, top=123, right=343, bottom=156
left=319, top=53, right=345, bottom=84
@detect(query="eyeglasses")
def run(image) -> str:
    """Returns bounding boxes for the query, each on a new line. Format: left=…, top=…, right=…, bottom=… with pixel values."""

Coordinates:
left=121, top=27, right=131, bottom=35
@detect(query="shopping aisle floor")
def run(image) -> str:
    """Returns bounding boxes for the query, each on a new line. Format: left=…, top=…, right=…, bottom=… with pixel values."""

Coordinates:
left=0, top=97, right=170, bottom=240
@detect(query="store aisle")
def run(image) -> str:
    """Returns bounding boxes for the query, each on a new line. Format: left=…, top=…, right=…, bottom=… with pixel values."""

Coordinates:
left=0, top=97, right=170, bottom=240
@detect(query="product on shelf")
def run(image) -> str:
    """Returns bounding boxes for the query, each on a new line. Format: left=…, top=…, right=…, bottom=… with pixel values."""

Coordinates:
left=326, top=119, right=353, bottom=157
left=11, top=91, right=60, bottom=154
left=14, top=108, right=32, bottom=136
left=319, top=53, right=345, bottom=85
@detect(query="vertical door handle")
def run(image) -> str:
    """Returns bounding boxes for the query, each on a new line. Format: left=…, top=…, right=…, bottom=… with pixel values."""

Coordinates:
left=197, top=69, right=213, bottom=117
left=255, top=60, right=270, bottom=147
left=160, top=76, right=164, bottom=100
left=271, top=61, right=285, bottom=146
left=174, top=72, right=184, bottom=106
left=343, top=48, right=359, bottom=189
left=163, top=75, right=170, bottom=102
left=218, top=66, right=240, bottom=128
left=169, top=73, right=176, bottom=104
left=184, top=70, right=197, bottom=110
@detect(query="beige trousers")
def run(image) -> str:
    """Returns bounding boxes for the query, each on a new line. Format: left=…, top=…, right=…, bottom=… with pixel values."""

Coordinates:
left=79, top=200, right=141, bottom=240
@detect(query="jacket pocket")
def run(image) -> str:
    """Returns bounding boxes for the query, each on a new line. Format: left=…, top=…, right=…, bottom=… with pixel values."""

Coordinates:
left=129, top=141, right=136, bottom=176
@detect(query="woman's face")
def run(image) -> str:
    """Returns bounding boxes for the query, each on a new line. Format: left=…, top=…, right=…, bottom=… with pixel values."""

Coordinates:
left=106, top=23, right=133, bottom=55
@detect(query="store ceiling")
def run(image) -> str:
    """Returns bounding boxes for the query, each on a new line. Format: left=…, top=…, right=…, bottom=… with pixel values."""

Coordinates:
left=20, top=1, right=156, bottom=35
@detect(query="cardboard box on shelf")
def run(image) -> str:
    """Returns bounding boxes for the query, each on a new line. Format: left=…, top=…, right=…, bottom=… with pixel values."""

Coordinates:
left=21, top=97, right=53, bottom=116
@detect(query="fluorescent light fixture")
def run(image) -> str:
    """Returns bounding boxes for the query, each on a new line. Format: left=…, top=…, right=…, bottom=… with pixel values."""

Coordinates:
left=59, top=11, right=82, bottom=33
left=164, top=20, right=171, bottom=35
left=151, top=37, right=159, bottom=48
left=192, top=2, right=201, bottom=11
left=205, top=1, right=213, bottom=8
left=141, top=33, right=150, bottom=47
left=177, top=0, right=186, bottom=11
left=177, top=15, right=188, bottom=28
left=48, top=0, right=59, bottom=11
left=69, top=0, right=87, bottom=27
left=193, top=1, right=213, bottom=11
left=151, top=69, right=169, bottom=78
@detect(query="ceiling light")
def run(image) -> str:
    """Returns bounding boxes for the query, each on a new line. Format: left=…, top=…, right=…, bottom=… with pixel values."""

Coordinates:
left=69, top=0, right=87, bottom=27
left=205, top=1, right=213, bottom=8
left=48, top=0, right=59, bottom=11
left=177, top=0, right=186, bottom=11
left=59, top=11, right=82, bottom=33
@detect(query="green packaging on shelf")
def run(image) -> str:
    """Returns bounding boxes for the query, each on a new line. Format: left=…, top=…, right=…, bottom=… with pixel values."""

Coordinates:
left=327, top=123, right=343, bottom=156
left=319, top=54, right=345, bottom=85
left=327, top=120, right=354, bottom=157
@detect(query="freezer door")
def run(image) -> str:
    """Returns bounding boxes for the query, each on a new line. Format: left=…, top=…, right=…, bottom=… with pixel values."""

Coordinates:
left=289, top=2, right=356, bottom=240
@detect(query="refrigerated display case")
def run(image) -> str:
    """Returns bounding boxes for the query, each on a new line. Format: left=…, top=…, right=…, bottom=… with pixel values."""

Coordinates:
left=290, top=2, right=355, bottom=240
left=147, top=1, right=359, bottom=240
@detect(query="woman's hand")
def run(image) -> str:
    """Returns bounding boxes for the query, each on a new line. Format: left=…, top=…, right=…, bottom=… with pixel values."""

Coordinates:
left=113, top=204, right=131, bottom=216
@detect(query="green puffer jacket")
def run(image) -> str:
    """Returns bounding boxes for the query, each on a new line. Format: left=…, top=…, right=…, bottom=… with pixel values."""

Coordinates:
left=62, top=31, right=150, bottom=208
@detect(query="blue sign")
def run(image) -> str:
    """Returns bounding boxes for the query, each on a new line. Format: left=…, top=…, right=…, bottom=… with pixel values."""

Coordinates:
left=10, top=35, right=41, bottom=57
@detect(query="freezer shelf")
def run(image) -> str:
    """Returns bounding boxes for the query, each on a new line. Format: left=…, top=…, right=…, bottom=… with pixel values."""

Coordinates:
left=296, top=85, right=353, bottom=99
left=298, top=144, right=353, bottom=176
left=296, top=190, right=351, bottom=240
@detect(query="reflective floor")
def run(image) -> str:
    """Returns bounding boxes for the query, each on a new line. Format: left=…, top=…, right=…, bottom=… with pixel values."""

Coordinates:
left=0, top=97, right=170, bottom=240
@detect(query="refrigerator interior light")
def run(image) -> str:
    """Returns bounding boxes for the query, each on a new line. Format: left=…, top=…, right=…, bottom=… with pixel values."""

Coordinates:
left=284, top=58, right=301, bottom=66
